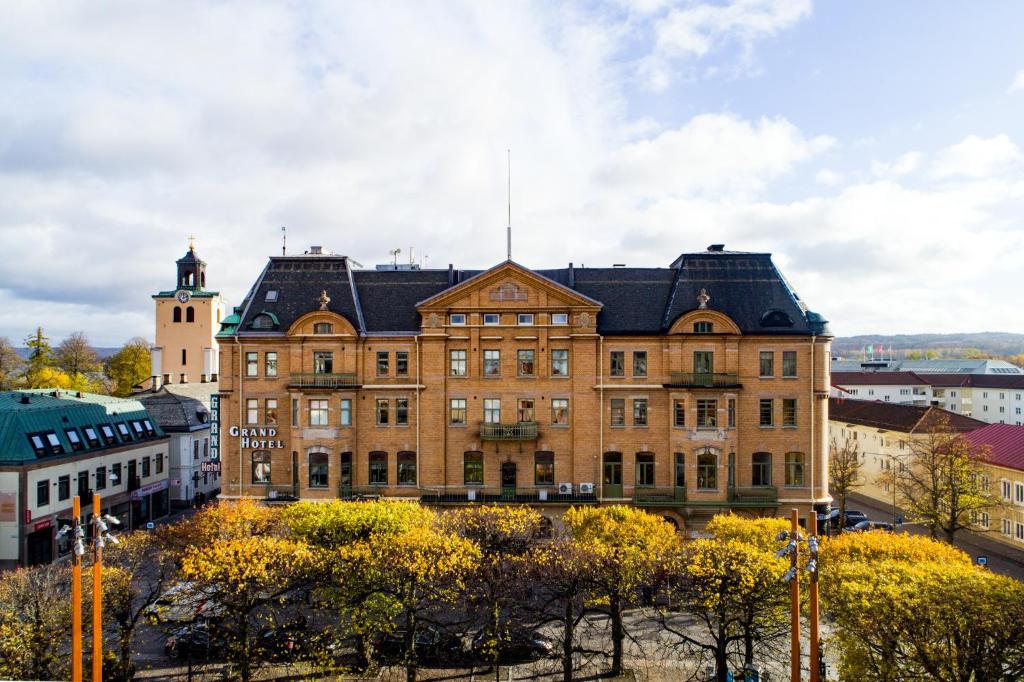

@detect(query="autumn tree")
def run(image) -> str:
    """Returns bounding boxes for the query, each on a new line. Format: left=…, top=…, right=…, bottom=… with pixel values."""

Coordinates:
left=829, top=435, right=863, bottom=532
left=443, top=506, right=543, bottom=675
left=898, top=416, right=1001, bottom=542
left=105, top=337, right=151, bottom=397
left=564, top=505, right=679, bottom=677
left=22, top=327, right=54, bottom=387
left=336, top=524, right=480, bottom=682
left=55, top=331, right=102, bottom=378
left=0, top=336, right=23, bottom=390
left=0, top=563, right=72, bottom=681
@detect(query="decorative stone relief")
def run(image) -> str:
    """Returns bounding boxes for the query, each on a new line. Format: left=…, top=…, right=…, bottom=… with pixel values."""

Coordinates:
left=697, top=288, right=711, bottom=309
left=489, top=282, right=528, bottom=301
left=318, top=290, right=331, bottom=310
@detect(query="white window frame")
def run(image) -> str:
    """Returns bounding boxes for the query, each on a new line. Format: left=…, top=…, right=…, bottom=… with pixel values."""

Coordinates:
left=517, top=313, right=534, bottom=326
left=551, top=313, right=569, bottom=325
left=483, top=313, right=500, bottom=326
left=449, top=313, right=466, bottom=326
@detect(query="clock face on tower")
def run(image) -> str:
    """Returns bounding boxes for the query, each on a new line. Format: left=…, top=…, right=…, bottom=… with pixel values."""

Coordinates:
left=176, top=290, right=191, bottom=304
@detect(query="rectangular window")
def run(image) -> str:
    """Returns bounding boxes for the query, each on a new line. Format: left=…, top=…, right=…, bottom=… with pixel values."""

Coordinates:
left=610, top=398, right=625, bottom=427
left=58, top=475, right=70, bottom=501
left=313, top=351, right=333, bottom=374
left=83, top=427, right=100, bottom=447
left=450, top=349, right=467, bottom=377
left=396, top=398, right=409, bottom=426
left=369, top=452, right=388, bottom=485
left=246, top=352, right=258, bottom=377
left=697, top=399, right=718, bottom=428
left=633, top=398, right=648, bottom=426
left=1003, top=518, right=1012, bottom=536
left=636, top=453, right=655, bottom=487
left=517, top=313, right=534, bottom=325
left=518, top=399, right=535, bottom=423
left=28, top=434, right=45, bottom=455
left=291, top=398, right=299, bottom=427
left=517, top=349, right=535, bottom=376
left=95, top=466, right=106, bottom=490
left=112, top=463, right=121, bottom=487
left=551, top=313, right=569, bottom=325
left=610, top=351, right=625, bottom=377
left=782, top=398, right=797, bottom=427
left=785, top=453, right=805, bottom=487
left=550, top=349, right=569, bottom=377
left=1002, top=480, right=1012, bottom=500
left=396, top=351, right=409, bottom=376
left=308, top=452, right=328, bottom=488
left=309, top=399, right=329, bottom=426
left=483, top=313, right=500, bottom=325
left=340, top=399, right=352, bottom=426
left=1017, top=523, right=1024, bottom=542
left=77, top=471, right=88, bottom=498
left=397, top=452, right=416, bottom=486
left=252, top=452, right=271, bottom=484
left=265, top=352, right=278, bottom=377
left=693, top=321, right=713, bottom=333
left=265, top=398, right=278, bottom=425
left=551, top=398, right=569, bottom=425
left=449, top=313, right=466, bottom=326
left=156, top=453, right=164, bottom=474
left=376, top=399, right=390, bottom=425
left=246, top=398, right=259, bottom=425
left=694, top=351, right=714, bottom=376
left=673, top=399, right=686, bottom=427
left=142, top=457, right=151, bottom=478
left=535, top=451, right=554, bottom=485
left=464, top=451, right=484, bottom=485
left=65, top=429, right=83, bottom=451
left=759, top=399, right=774, bottom=427
left=116, top=423, right=130, bottom=441
left=728, top=398, right=736, bottom=428
left=483, top=350, right=501, bottom=377
left=675, top=453, right=686, bottom=488
left=1016, top=482, right=1024, bottom=505
left=759, top=351, right=774, bottom=377
left=484, top=399, right=501, bottom=424
left=633, top=351, right=648, bottom=377
left=752, top=453, right=772, bottom=487
left=37, top=480, right=49, bottom=507
left=376, top=351, right=389, bottom=376
left=450, top=399, right=467, bottom=425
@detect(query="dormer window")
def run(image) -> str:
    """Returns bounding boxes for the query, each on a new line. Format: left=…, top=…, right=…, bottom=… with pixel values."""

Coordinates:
left=250, top=312, right=278, bottom=330
left=313, top=322, right=333, bottom=334
left=551, top=313, right=569, bottom=325
left=117, top=423, right=131, bottom=440
left=693, top=321, right=714, bottom=334
left=265, top=290, right=279, bottom=302
left=83, top=427, right=100, bottom=447
left=100, top=424, right=116, bottom=444
left=65, top=429, right=84, bottom=451
left=760, top=309, right=794, bottom=328
left=449, top=313, right=466, bottom=326
left=517, top=313, right=534, bottom=326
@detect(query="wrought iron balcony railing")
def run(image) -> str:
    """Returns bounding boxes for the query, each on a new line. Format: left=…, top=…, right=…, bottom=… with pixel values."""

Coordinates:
left=666, top=372, right=742, bottom=388
left=479, top=421, right=539, bottom=441
left=420, top=486, right=597, bottom=505
left=289, top=372, right=359, bottom=389
left=633, top=485, right=778, bottom=508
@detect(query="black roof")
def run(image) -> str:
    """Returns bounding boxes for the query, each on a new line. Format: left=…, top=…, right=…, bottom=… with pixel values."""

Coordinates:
left=231, top=249, right=828, bottom=337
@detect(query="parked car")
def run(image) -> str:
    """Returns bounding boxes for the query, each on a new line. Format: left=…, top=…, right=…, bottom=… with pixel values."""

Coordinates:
left=164, top=621, right=225, bottom=661
left=372, top=625, right=464, bottom=664
left=816, top=509, right=840, bottom=531
left=843, top=510, right=869, bottom=528
left=145, top=582, right=225, bottom=624
left=851, top=520, right=894, bottom=532
left=256, top=617, right=309, bottom=662
left=471, top=627, right=556, bottom=663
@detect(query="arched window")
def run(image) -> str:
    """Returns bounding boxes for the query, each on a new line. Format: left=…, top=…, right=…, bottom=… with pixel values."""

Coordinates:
left=662, top=516, right=679, bottom=530
left=308, top=449, right=329, bottom=488
left=697, top=449, right=718, bottom=490
left=785, top=452, right=805, bottom=487
left=464, top=451, right=483, bottom=485
left=251, top=451, right=271, bottom=484
left=636, top=452, right=655, bottom=487
left=537, top=516, right=554, bottom=539
left=251, top=314, right=275, bottom=329
left=397, top=451, right=417, bottom=486
left=173, top=306, right=182, bottom=323
left=369, top=451, right=388, bottom=486
left=752, top=452, right=772, bottom=487
left=186, top=306, right=195, bottom=323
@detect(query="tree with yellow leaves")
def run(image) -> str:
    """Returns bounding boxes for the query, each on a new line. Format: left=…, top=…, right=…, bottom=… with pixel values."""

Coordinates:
left=283, top=498, right=433, bottom=549
left=0, top=563, right=72, bottom=681
left=336, top=524, right=481, bottom=682
left=564, top=505, right=679, bottom=677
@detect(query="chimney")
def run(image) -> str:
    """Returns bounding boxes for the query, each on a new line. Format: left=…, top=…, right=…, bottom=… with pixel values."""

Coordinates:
left=707, top=244, right=725, bottom=252
left=202, top=348, right=214, bottom=383
left=163, top=373, right=172, bottom=385
left=211, top=371, right=218, bottom=382
left=150, top=347, right=163, bottom=389
left=20, top=394, right=29, bottom=405
left=568, top=262, right=574, bottom=287
left=180, top=373, right=188, bottom=384
left=309, top=245, right=323, bottom=255
left=447, top=263, right=454, bottom=286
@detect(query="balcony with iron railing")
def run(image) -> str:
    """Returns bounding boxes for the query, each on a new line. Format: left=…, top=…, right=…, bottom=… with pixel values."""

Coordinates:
left=633, top=485, right=777, bottom=508
left=479, top=421, right=539, bottom=441
left=665, top=372, right=742, bottom=389
left=420, top=485, right=597, bottom=505
left=289, top=372, right=360, bottom=389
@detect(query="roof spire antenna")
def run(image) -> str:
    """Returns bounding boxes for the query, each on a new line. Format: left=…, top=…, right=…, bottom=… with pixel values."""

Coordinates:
left=506, top=148, right=513, bottom=261
left=281, top=226, right=286, bottom=256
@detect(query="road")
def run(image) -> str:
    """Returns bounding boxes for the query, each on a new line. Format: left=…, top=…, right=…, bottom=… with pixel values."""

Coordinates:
left=845, top=492, right=1024, bottom=580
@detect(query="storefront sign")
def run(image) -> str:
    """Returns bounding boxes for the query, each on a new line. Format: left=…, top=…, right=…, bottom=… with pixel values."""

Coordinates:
left=34, top=519, right=52, bottom=531
left=201, top=461, right=222, bottom=473
left=0, top=492, right=16, bottom=522
left=131, top=478, right=170, bottom=501
left=228, top=425, right=285, bottom=450
left=210, top=394, right=220, bottom=461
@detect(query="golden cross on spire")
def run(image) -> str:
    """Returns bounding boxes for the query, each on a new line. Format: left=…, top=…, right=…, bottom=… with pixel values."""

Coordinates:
left=187, top=234, right=197, bottom=251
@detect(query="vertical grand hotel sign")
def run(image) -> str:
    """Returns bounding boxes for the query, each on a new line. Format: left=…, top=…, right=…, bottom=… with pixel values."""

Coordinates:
left=210, top=394, right=220, bottom=461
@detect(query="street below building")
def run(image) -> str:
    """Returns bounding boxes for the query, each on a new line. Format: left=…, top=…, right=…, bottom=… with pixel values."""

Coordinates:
left=846, top=492, right=1024, bottom=580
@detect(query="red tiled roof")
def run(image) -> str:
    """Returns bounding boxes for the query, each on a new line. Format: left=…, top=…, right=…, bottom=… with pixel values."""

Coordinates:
left=831, top=371, right=929, bottom=386
left=964, top=423, right=1024, bottom=472
left=919, top=374, right=1024, bottom=389
left=828, top=397, right=986, bottom=433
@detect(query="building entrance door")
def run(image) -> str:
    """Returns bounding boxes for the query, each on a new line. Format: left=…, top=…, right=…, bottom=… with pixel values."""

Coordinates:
left=501, top=461, right=517, bottom=499
left=26, top=527, right=53, bottom=565
left=603, top=452, right=623, bottom=498
left=340, top=452, right=352, bottom=499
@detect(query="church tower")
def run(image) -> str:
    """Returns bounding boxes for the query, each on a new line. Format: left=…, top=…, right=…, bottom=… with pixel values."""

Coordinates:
left=151, top=238, right=226, bottom=385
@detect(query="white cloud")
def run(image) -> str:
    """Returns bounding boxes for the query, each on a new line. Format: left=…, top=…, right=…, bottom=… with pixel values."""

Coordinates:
left=653, top=0, right=812, bottom=59
left=1009, top=69, right=1024, bottom=93
left=871, top=151, right=923, bottom=178
left=931, top=134, right=1022, bottom=179
left=814, top=169, right=842, bottom=186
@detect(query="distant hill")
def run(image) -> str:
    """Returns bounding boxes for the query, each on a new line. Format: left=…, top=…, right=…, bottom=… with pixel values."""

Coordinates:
left=15, top=347, right=121, bottom=360
left=832, top=333, right=1024, bottom=359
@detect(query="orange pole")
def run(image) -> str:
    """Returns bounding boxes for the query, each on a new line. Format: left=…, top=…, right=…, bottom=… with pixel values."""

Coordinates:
left=72, top=496, right=82, bottom=682
left=93, top=494, right=103, bottom=682
left=790, top=508, right=801, bottom=682
left=809, top=512, right=820, bottom=682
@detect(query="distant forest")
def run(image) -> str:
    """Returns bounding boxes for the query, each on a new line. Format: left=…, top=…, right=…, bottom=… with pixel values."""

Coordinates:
left=833, top=332, right=1024, bottom=365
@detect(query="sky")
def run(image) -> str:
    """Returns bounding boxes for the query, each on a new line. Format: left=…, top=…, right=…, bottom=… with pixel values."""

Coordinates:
left=1, top=1, right=1023, bottom=346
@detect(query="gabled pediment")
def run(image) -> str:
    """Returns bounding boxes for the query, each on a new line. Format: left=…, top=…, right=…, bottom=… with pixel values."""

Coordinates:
left=416, top=261, right=603, bottom=311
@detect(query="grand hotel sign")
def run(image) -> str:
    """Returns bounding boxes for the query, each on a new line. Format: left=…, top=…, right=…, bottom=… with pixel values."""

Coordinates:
left=228, top=425, right=286, bottom=450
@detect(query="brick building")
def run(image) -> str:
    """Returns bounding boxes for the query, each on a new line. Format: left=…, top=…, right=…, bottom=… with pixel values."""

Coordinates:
left=216, top=245, right=833, bottom=528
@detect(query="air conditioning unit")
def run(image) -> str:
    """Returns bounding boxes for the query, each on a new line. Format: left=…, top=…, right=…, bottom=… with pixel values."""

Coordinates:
left=538, top=489, right=548, bottom=501
left=558, top=482, right=573, bottom=495
left=268, top=490, right=278, bottom=500
left=579, top=482, right=595, bottom=494
left=467, top=489, right=477, bottom=501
